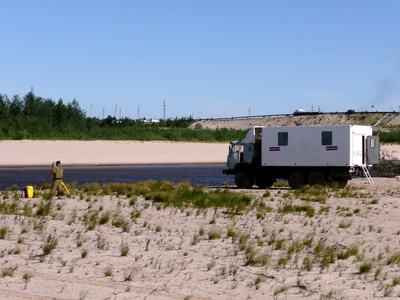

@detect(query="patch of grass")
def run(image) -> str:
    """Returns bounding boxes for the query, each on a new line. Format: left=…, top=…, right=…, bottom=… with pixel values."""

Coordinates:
left=99, top=212, right=110, bottom=225
left=338, top=220, right=352, bottom=229
left=387, top=251, right=400, bottom=265
left=207, top=259, right=216, bottom=271
left=243, top=244, right=270, bottom=267
left=96, top=234, right=108, bottom=250
left=293, top=185, right=328, bottom=203
left=112, top=215, right=130, bottom=232
left=83, top=210, right=98, bottom=231
left=22, top=273, right=33, bottom=282
left=337, top=245, right=358, bottom=260
left=79, top=182, right=102, bottom=195
left=359, top=262, right=372, bottom=274
left=2, top=268, right=14, bottom=277
left=208, top=230, right=221, bottom=240
left=227, top=228, right=238, bottom=240
left=278, top=204, right=315, bottom=217
left=42, top=233, right=58, bottom=255
left=104, top=267, right=113, bottom=277
left=0, top=226, right=8, bottom=239
left=36, top=200, right=52, bottom=216
left=120, top=242, right=129, bottom=256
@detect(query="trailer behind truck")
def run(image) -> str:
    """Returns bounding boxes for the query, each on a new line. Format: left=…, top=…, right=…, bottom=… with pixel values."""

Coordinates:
left=222, top=125, right=379, bottom=189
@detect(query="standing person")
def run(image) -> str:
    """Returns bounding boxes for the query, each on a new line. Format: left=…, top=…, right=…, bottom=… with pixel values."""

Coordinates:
left=50, top=161, right=63, bottom=197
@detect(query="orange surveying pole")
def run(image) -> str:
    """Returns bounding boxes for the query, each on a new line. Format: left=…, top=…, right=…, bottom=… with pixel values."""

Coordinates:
left=61, top=181, right=71, bottom=197
left=34, top=170, right=52, bottom=198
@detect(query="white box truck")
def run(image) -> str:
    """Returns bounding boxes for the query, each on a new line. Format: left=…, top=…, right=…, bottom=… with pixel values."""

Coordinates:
left=222, top=125, right=379, bottom=189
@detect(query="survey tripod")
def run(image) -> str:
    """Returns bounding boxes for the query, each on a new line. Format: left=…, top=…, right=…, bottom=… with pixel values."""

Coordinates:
left=34, top=170, right=71, bottom=198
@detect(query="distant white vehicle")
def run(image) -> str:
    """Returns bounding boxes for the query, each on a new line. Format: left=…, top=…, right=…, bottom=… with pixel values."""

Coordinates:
left=142, top=119, right=160, bottom=123
left=293, top=109, right=306, bottom=115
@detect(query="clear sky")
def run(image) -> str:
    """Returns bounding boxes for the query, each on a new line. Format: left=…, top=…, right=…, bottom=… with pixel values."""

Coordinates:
left=1, top=1, right=400, bottom=120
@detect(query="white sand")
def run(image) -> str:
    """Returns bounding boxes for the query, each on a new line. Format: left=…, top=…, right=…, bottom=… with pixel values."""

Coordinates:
left=0, top=140, right=399, bottom=168
left=0, top=178, right=400, bottom=299
left=0, top=140, right=229, bottom=167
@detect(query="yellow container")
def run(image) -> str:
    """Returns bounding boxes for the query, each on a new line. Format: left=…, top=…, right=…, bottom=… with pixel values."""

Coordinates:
left=23, top=186, right=34, bottom=198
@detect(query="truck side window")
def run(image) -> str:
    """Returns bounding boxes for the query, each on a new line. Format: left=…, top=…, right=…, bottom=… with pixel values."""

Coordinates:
left=278, top=132, right=288, bottom=146
left=370, top=138, right=376, bottom=148
left=322, top=131, right=332, bottom=145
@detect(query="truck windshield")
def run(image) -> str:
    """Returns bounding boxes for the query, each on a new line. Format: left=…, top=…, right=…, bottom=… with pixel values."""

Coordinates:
left=230, top=145, right=241, bottom=153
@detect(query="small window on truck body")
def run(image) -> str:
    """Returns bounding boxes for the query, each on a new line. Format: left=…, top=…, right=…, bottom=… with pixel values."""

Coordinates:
left=321, top=131, right=332, bottom=145
left=370, top=138, right=376, bottom=148
left=278, top=132, right=288, bottom=146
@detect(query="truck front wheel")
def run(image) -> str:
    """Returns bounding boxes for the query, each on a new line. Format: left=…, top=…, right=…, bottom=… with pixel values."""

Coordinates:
left=235, top=172, right=254, bottom=189
left=288, top=170, right=305, bottom=189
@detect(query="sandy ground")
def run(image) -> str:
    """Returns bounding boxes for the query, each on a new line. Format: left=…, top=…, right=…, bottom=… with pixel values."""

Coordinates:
left=0, top=140, right=229, bottom=167
left=0, top=140, right=399, bottom=167
left=1, top=178, right=400, bottom=299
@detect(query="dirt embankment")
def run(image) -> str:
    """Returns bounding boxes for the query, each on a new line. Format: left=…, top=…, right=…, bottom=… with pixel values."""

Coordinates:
left=190, top=113, right=400, bottom=131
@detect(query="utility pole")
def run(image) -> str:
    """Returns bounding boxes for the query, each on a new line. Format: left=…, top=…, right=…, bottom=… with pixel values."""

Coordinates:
left=138, top=106, right=140, bottom=120
left=162, top=100, right=167, bottom=120
left=30, top=86, right=34, bottom=94
left=114, top=103, right=118, bottom=119
left=90, top=103, right=92, bottom=118
left=120, top=107, right=121, bottom=119
left=103, top=107, right=105, bottom=119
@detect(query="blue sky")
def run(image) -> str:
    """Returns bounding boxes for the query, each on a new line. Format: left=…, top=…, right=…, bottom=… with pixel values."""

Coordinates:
left=1, top=1, right=400, bottom=119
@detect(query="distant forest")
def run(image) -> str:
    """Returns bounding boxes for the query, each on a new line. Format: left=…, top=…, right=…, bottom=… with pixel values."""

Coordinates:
left=0, top=92, right=246, bottom=141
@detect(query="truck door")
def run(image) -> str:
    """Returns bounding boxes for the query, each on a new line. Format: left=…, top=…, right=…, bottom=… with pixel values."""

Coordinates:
left=366, top=136, right=379, bottom=165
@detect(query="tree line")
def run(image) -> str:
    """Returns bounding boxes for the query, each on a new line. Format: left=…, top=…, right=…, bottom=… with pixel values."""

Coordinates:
left=0, top=92, right=246, bottom=141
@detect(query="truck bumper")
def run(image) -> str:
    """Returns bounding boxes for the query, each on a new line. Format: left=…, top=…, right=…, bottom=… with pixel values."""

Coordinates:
left=222, top=169, right=235, bottom=175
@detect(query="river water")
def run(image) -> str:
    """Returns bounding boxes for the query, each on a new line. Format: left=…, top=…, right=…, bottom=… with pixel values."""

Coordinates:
left=0, top=164, right=233, bottom=190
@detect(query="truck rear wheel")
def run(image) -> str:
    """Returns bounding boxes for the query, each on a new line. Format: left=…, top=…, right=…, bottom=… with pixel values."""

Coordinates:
left=235, top=172, right=254, bottom=189
left=288, top=170, right=305, bottom=189
left=308, top=170, right=326, bottom=187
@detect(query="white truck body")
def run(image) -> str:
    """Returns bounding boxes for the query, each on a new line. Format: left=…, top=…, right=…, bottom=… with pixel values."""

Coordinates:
left=223, top=125, right=379, bottom=189
left=261, top=125, right=374, bottom=167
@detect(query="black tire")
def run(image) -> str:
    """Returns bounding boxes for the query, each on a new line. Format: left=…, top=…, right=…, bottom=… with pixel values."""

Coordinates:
left=254, top=172, right=274, bottom=189
left=235, top=172, right=254, bottom=189
left=308, top=170, right=326, bottom=187
left=288, top=170, right=305, bottom=189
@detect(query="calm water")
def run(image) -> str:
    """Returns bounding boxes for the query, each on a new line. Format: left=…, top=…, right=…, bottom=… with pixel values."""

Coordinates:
left=0, top=164, right=233, bottom=190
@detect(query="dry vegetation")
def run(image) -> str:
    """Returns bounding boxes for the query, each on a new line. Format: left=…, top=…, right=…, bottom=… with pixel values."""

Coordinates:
left=0, top=178, right=400, bottom=299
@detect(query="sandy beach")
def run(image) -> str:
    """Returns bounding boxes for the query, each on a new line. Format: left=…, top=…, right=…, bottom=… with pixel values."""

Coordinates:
left=0, top=178, right=400, bottom=299
left=0, top=140, right=399, bottom=167
left=0, top=140, right=229, bottom=167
